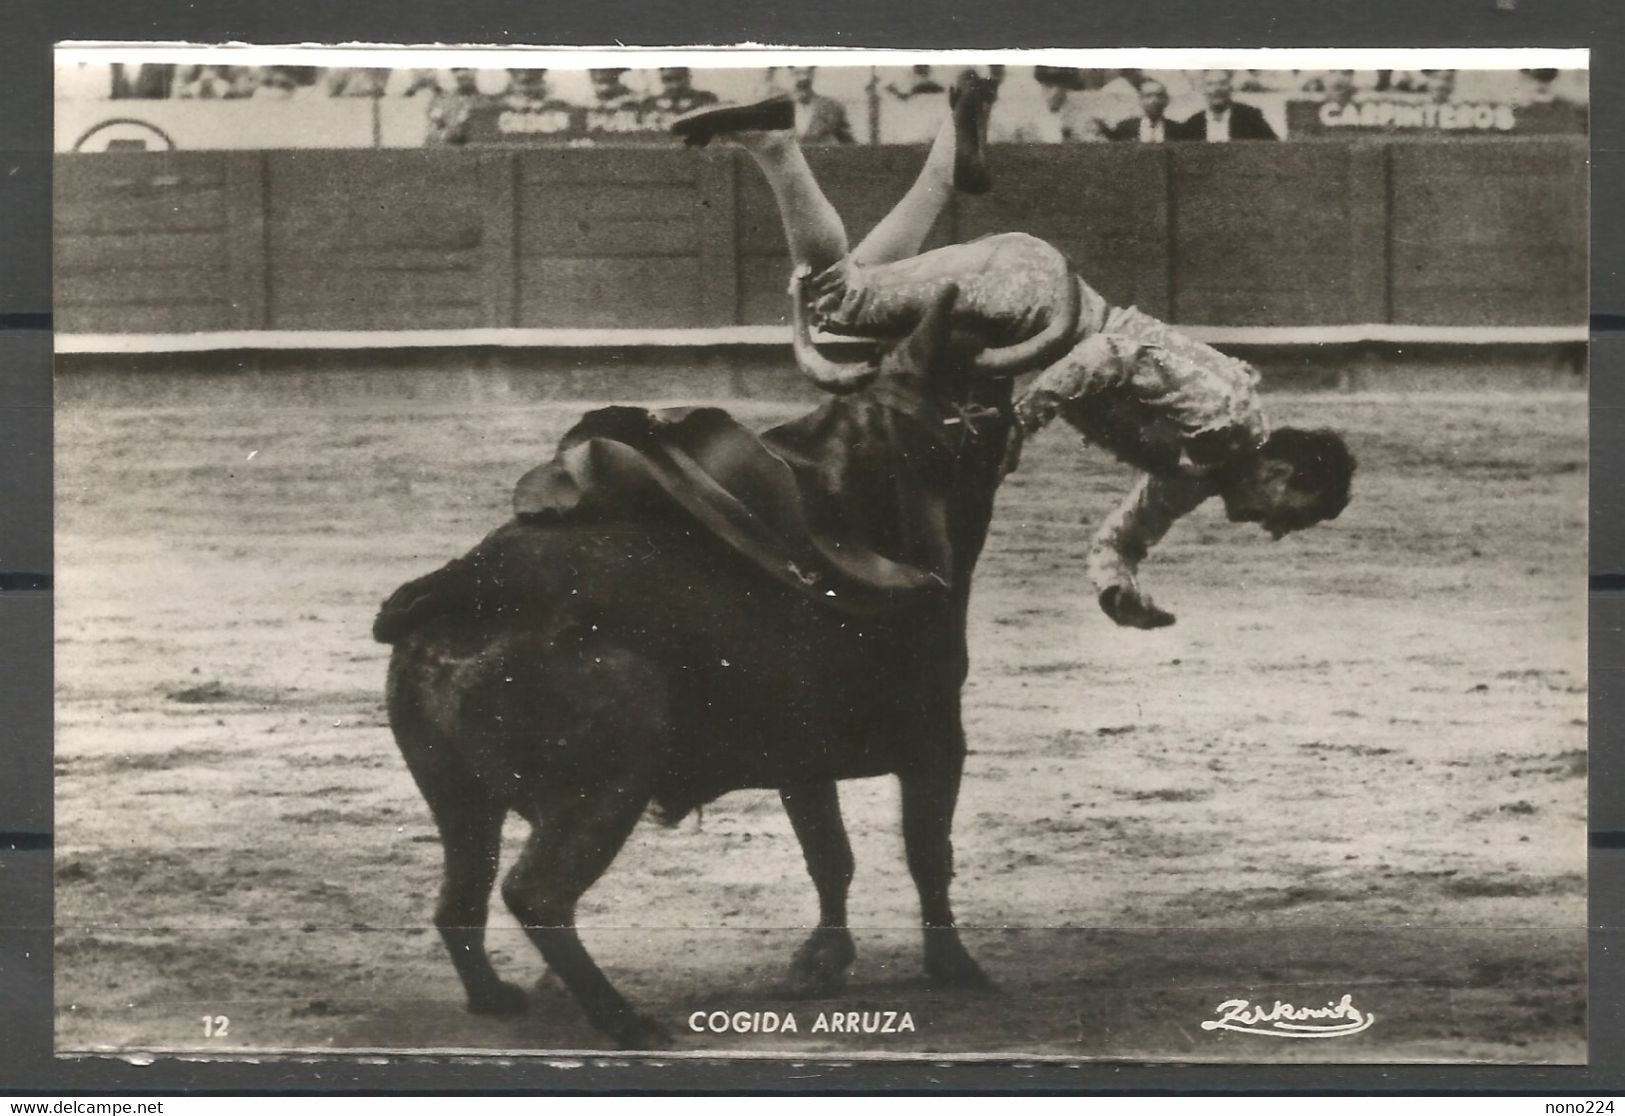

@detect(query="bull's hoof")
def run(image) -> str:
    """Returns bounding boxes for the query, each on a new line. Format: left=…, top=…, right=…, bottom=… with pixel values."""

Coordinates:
left=616, top=1014, right=674, bottom=1050
left=466, top=979, right=530, bottom=1016
left=782, top=928, right=857, bottom=998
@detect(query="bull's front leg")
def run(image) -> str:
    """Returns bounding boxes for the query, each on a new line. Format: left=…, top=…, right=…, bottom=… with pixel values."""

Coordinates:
left=899, top=735, right=994, bottom=989
left=779, top=781, right=857, bottom=995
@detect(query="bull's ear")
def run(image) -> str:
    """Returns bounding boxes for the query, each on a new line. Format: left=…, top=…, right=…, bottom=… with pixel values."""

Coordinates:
left=789, top=271, right=876, bottom=393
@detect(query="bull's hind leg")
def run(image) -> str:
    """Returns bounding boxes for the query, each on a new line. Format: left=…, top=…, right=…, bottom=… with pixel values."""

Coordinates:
left=780, top=781, right=857, bottom=995
left=431, top=793, right=528, bottom=1015
left=390, top=655, right=528, bottom=1016
left=502, top=771, right=664, bottom=1048
left=900, top=746, right=994, bottom=989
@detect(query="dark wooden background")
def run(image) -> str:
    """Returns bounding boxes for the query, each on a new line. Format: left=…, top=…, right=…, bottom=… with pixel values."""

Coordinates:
left=53, top=138, right=1588, bottom=334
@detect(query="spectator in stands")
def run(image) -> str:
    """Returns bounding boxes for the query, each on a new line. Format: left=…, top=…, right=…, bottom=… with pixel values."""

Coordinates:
left=110, top=62, right=175, bottom=99
left=583, top=67, right=643, bottom=133
left=476, top=70, right=515, bottom=97
left=881, top=65, right=949, bottom=144
left=1030, top=67, right=1101, bottom=142
left=1386, top=70, right=1428, bottom=94
left=1144, top=68, right=1202, bottom=106
left=223, top=66, right=260, bottom=99
left=326, top=67, right=389, bottom=98
left=503, top=68, right=555, bottom=110
left=975, top=64, right=1014, bottom=142
left=1322, top=70, right=1359, bottom=110
left=758, top=67, right=792, bottom=101
left=884, top=64, right=946, bottom=100
left=1181, top=70, right=1277, bottom=141
left=1032, top=65, right=1084, bottom=93
left=1038, top=79, right=1076, bottom=142
left=587, top=68, right=640, bottom=110
left=1106, top=78, right=1178, bottom=142
left=175, top=65, right=234, bottom=100
left=1426, top=69, right=1458, bottom=105
left=1296, top=69, right=1378, bottom=96
left=789, top=67, right=854, bottom=145
left=1517, top=68, right=1577, bottom=105
left=252, top=67, right=306, bottom=101
left=425, top=68, right=484, bottom=146
left=276, top=67, right=321, bottom=96
left=389, top=68, right=442, bottom=98
left=981, top=67, right=1059, bottom=143
left=643, top=67, right=720, bottom=121
left=1095, top=68, right=1145, bottom=119
left=1244, top=70, right=1303, bottom=93
left=1066, top=70, right=1133, bottom=137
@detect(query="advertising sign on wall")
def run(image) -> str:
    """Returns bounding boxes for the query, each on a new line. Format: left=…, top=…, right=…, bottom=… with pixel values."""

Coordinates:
left=1288, top=98, right=1587, bottom=137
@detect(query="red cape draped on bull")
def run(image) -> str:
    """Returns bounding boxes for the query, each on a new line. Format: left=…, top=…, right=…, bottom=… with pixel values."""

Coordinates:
left=508, top=378, right=959, bottom=618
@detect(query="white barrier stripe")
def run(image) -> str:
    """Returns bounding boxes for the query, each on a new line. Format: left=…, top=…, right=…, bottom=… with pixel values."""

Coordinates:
left=52, top=323, right=1588, bottom=355
left=1195, top=323, right=1586, bottom=345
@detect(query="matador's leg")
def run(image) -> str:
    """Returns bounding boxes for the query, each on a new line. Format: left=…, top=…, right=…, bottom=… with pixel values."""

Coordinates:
left=677, top=84, right=1078, bottom=376
left=690, top=72, right=994, bottom=275
left=809, top=234, right=1080, bottom=350
left=850, top=72, right=995, bottom=265
left=728, top=129, right=853, bottom=275
left=727, top=132, right=1080, bottom=371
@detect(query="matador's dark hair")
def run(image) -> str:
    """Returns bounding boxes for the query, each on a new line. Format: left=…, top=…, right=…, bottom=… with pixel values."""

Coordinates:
left=1259, top=427, right=1357, bottom=523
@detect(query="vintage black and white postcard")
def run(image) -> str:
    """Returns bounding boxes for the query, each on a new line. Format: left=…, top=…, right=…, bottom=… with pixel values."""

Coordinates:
left=51, top=44, right=1589, bottom=1062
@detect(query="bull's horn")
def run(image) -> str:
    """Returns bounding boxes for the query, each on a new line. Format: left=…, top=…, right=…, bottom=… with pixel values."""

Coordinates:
left=789, top=268, right=876, bottom=394
left=967, top=273, right=1083, bottom=378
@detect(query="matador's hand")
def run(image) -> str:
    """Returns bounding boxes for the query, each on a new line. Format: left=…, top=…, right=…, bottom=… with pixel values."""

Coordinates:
left=1098, top=584, right=1176, bottom=630
left=1013, top=389, right=1060, bottom=436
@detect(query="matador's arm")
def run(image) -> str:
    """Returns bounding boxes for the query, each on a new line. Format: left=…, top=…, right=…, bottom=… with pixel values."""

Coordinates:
left=1086, top=472, right=1214, bottom=629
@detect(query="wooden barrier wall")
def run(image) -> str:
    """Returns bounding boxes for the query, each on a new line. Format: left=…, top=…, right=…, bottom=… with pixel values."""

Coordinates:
left=54, top=139, right=1588, bottom=335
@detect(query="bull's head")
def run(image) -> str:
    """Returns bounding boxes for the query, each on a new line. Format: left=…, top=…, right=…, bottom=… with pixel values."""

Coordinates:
left=788, top=267, right=1085, bottom=393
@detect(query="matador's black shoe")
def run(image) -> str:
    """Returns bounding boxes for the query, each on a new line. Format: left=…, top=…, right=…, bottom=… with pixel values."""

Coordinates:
left=670, top=95, right=795, bottom=146
left=948, top=71, right=996, bottom=195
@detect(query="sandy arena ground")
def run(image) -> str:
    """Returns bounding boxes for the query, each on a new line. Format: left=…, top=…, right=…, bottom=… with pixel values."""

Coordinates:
left=53, top=374, right=1587, bottom=1062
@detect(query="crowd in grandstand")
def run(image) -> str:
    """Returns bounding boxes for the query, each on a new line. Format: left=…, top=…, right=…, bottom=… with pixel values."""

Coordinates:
left=55, top=63, right=1588, bottom=145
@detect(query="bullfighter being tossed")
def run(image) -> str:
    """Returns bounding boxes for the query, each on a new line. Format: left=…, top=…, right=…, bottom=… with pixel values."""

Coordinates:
left=672, top=72, right=1355, bottom=629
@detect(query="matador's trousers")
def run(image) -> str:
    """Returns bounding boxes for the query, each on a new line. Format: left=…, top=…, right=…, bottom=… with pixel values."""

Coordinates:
left=805, top=231, right=1274, bottom=603
left=807, top=231, right=1267, bottom=477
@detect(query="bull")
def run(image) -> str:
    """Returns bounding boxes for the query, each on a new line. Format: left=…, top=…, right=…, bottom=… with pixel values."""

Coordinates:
left=373, top=275, right=1080, bottom=1048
